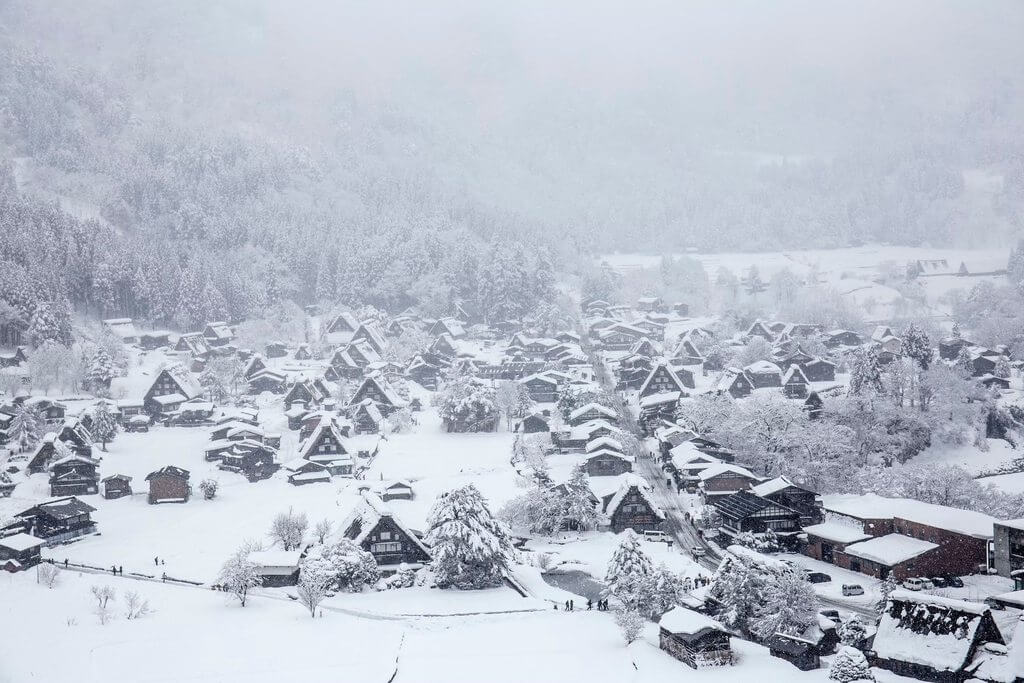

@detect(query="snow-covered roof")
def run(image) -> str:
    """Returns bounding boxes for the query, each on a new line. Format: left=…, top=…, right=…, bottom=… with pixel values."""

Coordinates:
left=822, top=493, right=996, bottom=539
left=569, top=403, right=617, bottom=421
left=875, top=589, right=996, bottom=673
left=605, top=474, right=664, bottom=520
left=842, top=534, right=938, bottom=566
left=745, top=360, right=781, bottom=375
left=801, top=522, right=870, bottom=545
left=698, top=463, right=757, bottom=481
left=248, top=550, right=302, bottom=568
left=152, top=393, right=186, bottom=405
left=586, top=436, right=623, bottom=453
left=344, top=490, right=431, bottom=557
left=639, top=391, right=681, bottom=408
left=782, top=365, right=809, bottom=384
left=749, top=476, right=802, bottom=498
left=0, top=533, right=45, bottom=552
left=659, top=610, right=724, bottom=634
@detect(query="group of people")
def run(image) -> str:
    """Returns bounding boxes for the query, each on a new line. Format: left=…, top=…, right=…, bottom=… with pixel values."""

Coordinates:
left=554, top=597, right=611, bottom=611
left=110, top=565, right=124, bottom=576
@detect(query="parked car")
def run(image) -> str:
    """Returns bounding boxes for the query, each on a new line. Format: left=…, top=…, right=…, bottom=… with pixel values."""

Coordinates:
left=902, top=577, right=932, bottom=591
left=919, top=578, right=935, bottom=590
left=690, top=546, right=707, bottom=559
left=807, top=572, right=832, bottom=584
left=819, top=609, right=841, bottom=621
left=943, top=575, right=965, bottom=588
left=930, top=577, right=949, bottom=588
left=842, top=584, right=865, bottom=596
left=642, top=530, right=669, bottom=543
left=125, top=415, right=151, bottom=433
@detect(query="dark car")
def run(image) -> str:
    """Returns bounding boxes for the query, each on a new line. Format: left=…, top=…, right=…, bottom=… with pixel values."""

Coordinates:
left=943, top=575, right=965, bottom=588
left=930, top=576, right=949, bottom=588
left=985, top=597, right=1007, bottom=611
left=819, top=609, right=841, bottom=621
left=807, top=572, right=832, bottom=584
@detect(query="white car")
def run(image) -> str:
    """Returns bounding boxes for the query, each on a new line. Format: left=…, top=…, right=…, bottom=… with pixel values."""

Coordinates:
left=902, top=577, right=930, bottom=591
left=641, top=530, right=669, bottom=543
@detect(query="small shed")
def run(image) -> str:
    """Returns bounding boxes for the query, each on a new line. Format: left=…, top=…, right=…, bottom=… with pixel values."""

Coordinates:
left=145, top=466, right=191, bottom=504
left=767, top=632, right=820, bottom=670
left=101, top=474, right=133, bottom=500
left=658, top=607, right=732, bottom=668
left=0, top=533, right=45, bottom=571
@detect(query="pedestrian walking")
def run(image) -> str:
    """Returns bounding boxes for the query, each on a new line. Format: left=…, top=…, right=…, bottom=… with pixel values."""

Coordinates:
left=587, top=599, right=593, bottom=610
left=118, top=566, right=123, bottom=576
left=154, top=556, right=159, bottom=566
left=570, top=599, right=575, bottom=611
left=112, top=565, right=116, bottom=575
left=553, top=602, right=559, bottom=611
left=63, top=558, right=68, bottom=568
left=564, top=600, right=570, bottom=611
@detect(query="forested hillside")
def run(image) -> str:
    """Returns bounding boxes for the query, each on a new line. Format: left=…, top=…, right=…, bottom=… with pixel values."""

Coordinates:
left=1, top=0, right=1023, bottom=334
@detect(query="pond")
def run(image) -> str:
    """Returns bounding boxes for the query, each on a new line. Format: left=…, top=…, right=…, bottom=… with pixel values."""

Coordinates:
left=540, top=570, right=606, bottom=601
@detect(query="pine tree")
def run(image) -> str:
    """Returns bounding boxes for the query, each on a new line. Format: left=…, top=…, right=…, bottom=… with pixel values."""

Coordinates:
left=828, top=646, right=874, bottom=682
left=875, top=576, right=899, bottom=614
left=954, top=345, right=974, bottom=377
left=561, top=463, right=599, bottom=531
left=86, top=348, right=115, bottom=394
left=995, top=356, right=1012, bottom=379
left=848, top=345, right=884, bottom=395
left=91, top=402, right=118, bottom=452
left=837, top=615, right=868, bottom=647
left=426, top=484, right=513, bottom=589
left=9, top=403, right=42, bottom=451
left=604, top=530, right=653, bottom=610
left=900, top=324, right=932, bottom=370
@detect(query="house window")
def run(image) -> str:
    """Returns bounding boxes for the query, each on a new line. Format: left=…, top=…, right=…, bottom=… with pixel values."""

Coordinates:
left=372, top=542, right=402, bottom=553
left=379, top=531, right=392, bottom=540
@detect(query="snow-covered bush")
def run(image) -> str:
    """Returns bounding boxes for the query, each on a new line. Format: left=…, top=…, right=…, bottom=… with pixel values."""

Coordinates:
left=199, top=479, right=219, bottom=500
left=305, top=539, right=380, bottom=592
left=613, top=609, right=645, bottom=645
left=828, top=646, right=874, bottom=682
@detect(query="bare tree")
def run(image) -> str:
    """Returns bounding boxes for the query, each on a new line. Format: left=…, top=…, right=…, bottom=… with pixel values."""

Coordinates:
left=36, top=563, right=60, bottom=588
left=218, top=545, right=262, bottom=607
left=613, top=608, right=644, bottom=645
left=313, top=519, right=333, bottom=545
left=269, top=508, right=309, bottom=550
left=91, top=584, right=116, bottom=609
left=124, top=590, right=153, bottom=620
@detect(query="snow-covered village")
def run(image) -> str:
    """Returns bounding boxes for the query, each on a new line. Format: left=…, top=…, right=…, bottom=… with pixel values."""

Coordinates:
left=2, top=2, right=1024, bottom=683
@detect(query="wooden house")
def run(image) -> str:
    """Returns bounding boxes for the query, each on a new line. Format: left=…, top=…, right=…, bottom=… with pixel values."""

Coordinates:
left=872, top=591, right=1004, bottom=683
left=298, top=417, right=352, bottom=474
left=203, top=321, right=233, bottom=347
left=24, top=397, right=67, bottom=426
left=406, top=355, right=442, bottom=390
left=174, top=332, right=212, bottom=358
left=569, top=403, right=618, bottom=427
left=586, top=448, right=634, bottom=477
left=636, top=296, right=665, bottom=313
left=283, top=458, right=331, bottom=486
left=14, top=497, right=97, bottom=544
left=26, top=434, right=63, bottom=474
left=521, top=373, right=560, bottom=403
left=145, top=466, right=191, bottom=504
left=138, top=332, right=172, bottom=350
left=713, top=489, right=801, bottom=538
left=749, top=476, right=822, bottom=525
left=428, top=317, right=466, bottom=339
left=265, top=341, right=289, bottom=359
left=519, top=413, right=550, bottom=434
left=102, top=318, right=139, bottom=344
left=352, top=400, right=384, bottom=435
left=56, top=418, right=94, bottom=456
left=349, top=376, right=404, bottom=414
left=351, top=323, right=387, bottom=355
left=101, top=474, right=133, bottom=499
left=243, top=354, right=267, bottom=379
left=716, top=369, right=753, bottom=398
left=247, top=550, right=301, bottom=587
left=283, top=379, right=329, bottom=410
left=0, top=345, right=27, bottom=368
left=144, top=365, right=202, bottom=415
left=767, top=633, right=820, bottom=671
left=218, top=441, right=277, bottom=481
left=746, top=320, right=776, bottom=341
left=48, top=455, right=100, bottom=497
left=823, top=330, right=863, bottom=348
left=376, top=480, right=414, bottom=502
left=0, top=533, right=45, bottom=572
left=247, top=368, right=287, bottom=394
left=939, top=336, right=973, bottom=361
left=744, top=360, right=783, bottom=388
left=323, top=311, right=359, bottom=344
left=343, top=490, right=431, bottom=570
left=698, top=464, right=761, bottom=501
left=602, top=475, right=665, bottom=533
left=293, top=343, right=312, bottom=361
left=671, top=338, right=705, bottom=366
left=782, top=365, right=810, bottom=399
left=639, top=362, right=694, bottom=399
left=658, top=607, right=732, bottom=668
left=801, top=358, right=836, bottom=383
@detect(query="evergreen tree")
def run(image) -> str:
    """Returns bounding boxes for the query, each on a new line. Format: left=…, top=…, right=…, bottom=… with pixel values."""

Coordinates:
left=995, top=356, right=1012, bottom=379
left=900, top=324, right=932, bottom=370
left=837, top=615, right=868, bottom=647
left=426, top=484, right=514, bottom=589
left=828, top=646, right=875, bottom=682
left=848, top=345, right=884, bottom=395
left=27, top=300, right=72, bottom=348
left=9, top=403, right=42, bottom=451
left=954, top=345, right=975, bottom=377
left=604, top=530, right=653, bottom=609
left=91, top=402, right=118, bottom=452
left=561, top=463, right=599, bottom=531
left=86, top=348, right=115, bottom=394
left=875, top=576, right=899, bottom=614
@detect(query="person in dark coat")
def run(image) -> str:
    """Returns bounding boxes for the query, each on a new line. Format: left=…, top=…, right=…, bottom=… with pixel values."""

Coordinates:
left=587, top=599, right=593, bottom=610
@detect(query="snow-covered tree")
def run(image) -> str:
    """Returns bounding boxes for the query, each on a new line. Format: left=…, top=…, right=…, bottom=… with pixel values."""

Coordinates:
left=637, top=564, right=689, bottom=620
left=749, top=564, right=818, bottom=641
left=124, top=590, right=152, bottom=620
left=438, top=373, right=499, bottom=433
left=838, top=615, right=868, bottom=647
left=305, top=539, right=380, bottom=592
left=199, top=365, right=228, bottom=403
left=313, top=519, right=333, bottom=545
left=199, top=479, right=218, bottom=500
left=561, top=464, right=599, bottom=531
left=901, top=324, right=932, bottom=370
left=91, top=402, right=118, bottom=451
left=605, top=530, right=654, bottom=610
left=86, top=347, right=115, bottom=394
left=848, top=345, right=884, bottom=396
left=613, top=608, right=645, bottom=645
left=995, top=356, right=1012, bottom=379
left=875, top=576, right=899, bottom=614
left=426, top=484, right=514, bottom=589
left=9, top=403, right=43, bottom=451
left=268, top=508, right=308, bottom=550
left=499, top=485, right=562, bottom=535
left=495, top=380, right=534, bottom=430
left=218, top=545, right=262, bottom=607
left=828, top=646, right=874, bottom=682
left=296, top=561, right=331, bottom=617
